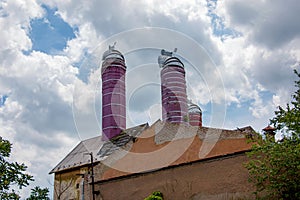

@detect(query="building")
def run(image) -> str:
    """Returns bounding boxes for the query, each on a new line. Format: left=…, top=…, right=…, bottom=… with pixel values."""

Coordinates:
left=50, top=47, right=256, bottom=200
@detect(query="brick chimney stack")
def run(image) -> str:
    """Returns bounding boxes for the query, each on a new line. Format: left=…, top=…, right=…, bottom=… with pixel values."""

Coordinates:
left=158, top=49, right=188, bottom=123
left=188, top=100, right=202, bottom=127
left=101, top=44, right=126, bottom=140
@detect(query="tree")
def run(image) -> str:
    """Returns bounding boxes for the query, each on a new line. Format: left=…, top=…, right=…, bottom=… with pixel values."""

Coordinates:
left=26, top=186, right=50, bottom=200
left=144, top=191, right=164, bottom=200
left=0, top=137, right=34, bottom=199
left=271, top=70, right=300, bottom=135
left=246, top=70, right=300, bottom=200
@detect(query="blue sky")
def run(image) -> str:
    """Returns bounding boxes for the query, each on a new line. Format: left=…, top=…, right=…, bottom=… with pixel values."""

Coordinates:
left=0, top=0, right=299, bottom=198
left=0, top=95, right=7, bottom=107
left=29, top=5, right=76, bottom=54
left=26, top=3, right=261, bottom=128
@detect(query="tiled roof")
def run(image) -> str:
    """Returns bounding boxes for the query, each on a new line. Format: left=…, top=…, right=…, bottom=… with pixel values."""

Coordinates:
left=98, top=123, right=149, bottom=157
left=153, top=120, right=255, bottom=145
left=49, top=136, right=104, bottom=174
left=49, top=123, right=149, bottom=174
left=263, top=125, right=276, bottom=131
left=99, top=120, right=256, bottom=180
left=50, top=120, right=255, bottom=176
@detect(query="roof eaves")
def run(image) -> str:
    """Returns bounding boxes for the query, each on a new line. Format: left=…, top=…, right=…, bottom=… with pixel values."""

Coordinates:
left=49, top=141, right=83, bottom=174
left=49, top=135, right=103, bottom=174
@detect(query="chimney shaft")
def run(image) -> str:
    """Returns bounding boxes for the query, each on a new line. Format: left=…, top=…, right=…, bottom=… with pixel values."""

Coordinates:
left=159, top=49, right=188, bottom=123
left=101, top=45, right=126, bottom=140
left=188, top=101, right=202, bottom=127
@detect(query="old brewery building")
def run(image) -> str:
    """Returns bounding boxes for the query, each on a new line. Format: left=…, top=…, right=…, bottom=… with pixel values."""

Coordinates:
left=50, top=45, right=256, bottom=200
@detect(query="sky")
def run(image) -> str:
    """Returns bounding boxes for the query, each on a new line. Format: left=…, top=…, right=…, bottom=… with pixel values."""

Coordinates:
left=0, top=0, right=299, bottom=198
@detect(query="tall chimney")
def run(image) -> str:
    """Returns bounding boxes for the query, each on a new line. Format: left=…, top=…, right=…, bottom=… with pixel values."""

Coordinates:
left=158, top=49, right=188, bottom=123
left=188, top=100, right=202, bottom=127
left=101, top=44, right=126, bottom=140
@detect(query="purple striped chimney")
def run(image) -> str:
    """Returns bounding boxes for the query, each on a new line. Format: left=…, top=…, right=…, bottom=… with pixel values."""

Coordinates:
left=101, top=45, right=126, bottom=140
left=158, top=49, right=188, bottom=123
left=188, top=100, right=202, bottom=127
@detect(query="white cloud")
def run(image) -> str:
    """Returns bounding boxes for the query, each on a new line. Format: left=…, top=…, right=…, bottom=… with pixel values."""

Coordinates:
left=0, top=1, right=83, bottom=197
left=0, top=0, right=43, bottom=51
left=213, top=0, right=300, bottom=112
left=51, top=0, right=300, bottom=126
left=1, top=0, right=300, bottom=198
left=64, top=22, right=102, bottom=63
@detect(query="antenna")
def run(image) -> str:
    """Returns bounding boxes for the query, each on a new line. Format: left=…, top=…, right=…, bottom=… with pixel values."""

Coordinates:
left=173, top=48, right=177, bottom=53
left=109, top=42, right=117, bottom=51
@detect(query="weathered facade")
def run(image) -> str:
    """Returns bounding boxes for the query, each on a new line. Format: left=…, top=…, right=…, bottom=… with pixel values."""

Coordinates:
left=95, top=152, right=254, bottom=200
left=50, top=121, right=255, bottom=200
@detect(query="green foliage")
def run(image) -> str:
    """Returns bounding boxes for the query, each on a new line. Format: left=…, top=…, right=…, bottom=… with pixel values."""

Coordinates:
left=245, top=70, right=300, bottom=200
left=26, top=186, right=50, bottom=200
left=0, top=137, right=34, bottom=199
left=0, top=190, right=21, bottom=200
left=144, top=191, right=164, bottom=200
left=246, top=136, right=300, bottom=199
left=271, top=70, right=300, bottom=136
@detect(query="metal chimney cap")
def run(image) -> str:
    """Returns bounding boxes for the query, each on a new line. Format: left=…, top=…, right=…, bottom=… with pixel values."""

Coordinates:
left=102, top=43, right=124, bottom=61
left=158, top=48, right=183, bottom=68
left=188, top=100, right=202, bottom=114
